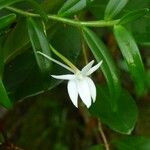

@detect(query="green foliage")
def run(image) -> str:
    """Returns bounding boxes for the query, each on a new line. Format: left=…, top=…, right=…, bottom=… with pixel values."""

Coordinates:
left=0, top=0, right=23, bottom=10
left=118, top=8, right=149, bottom=25
left=90, top=86, right=138, bottom=134
left=0, top=0, right=149, bottom=149
left=114, top=25, right=147, bottom=95
left=83, top=27, right=121, bottom=109
left=58, top=0, right=87, bottom=16
left=114, top=136, right=150, bottom=150
left=0, top=78, right=12, bottom=108
left=0, top=14, right=16, bottom=30
left=104, top=0, right=129, bottom=20
left=27, top=17, right=51, bottom=74
left=88, top=145, right=104, bottom=150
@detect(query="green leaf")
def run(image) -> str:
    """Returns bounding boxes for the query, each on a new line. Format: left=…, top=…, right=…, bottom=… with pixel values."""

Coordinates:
left=4, top=25, right=81, bottom=101
left=90, top=86, right=138, bottom=134
left=0, top=37, right=4, bottom=76
left=88, top=145, right=104, bottom=150
left=118, top=8, right=149, bottom=25
left=104, top=0, right=128, bottom=20
left=3, top=19, right=29, bottom=63
left=27, top=18, right=51, bottom=74
left=83, top=27, right=121, bottom=110
left=27, top=0, right=48, bottom=21
left=0, top=0, right=23, bottom=10
left=0, top=78, right=12, bottom=109
left=58, top=0, right=87, bottom=16
left=114, top=136, right=150, bottom=150
left=114, top=25, right=147, bottom=95
left=0, top=14, right=16, bottom=30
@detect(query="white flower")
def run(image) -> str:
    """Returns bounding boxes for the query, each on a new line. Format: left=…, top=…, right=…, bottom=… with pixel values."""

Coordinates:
left=52, top=60, right=103, bottom=108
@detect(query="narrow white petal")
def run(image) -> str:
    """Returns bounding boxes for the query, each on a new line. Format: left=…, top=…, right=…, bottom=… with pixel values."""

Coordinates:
left=86, top=60, right=103, bottom=76
left=77, top=78, right=92, bottom=108
left=81, top=60, right=94, bottom=75
left=67, top=80, right=78, bottom=107
left=51, top=74, right=75, bottom=80
left=86, top=77, right=96, bottom=102
left=37, top=51, right=74, bottom=73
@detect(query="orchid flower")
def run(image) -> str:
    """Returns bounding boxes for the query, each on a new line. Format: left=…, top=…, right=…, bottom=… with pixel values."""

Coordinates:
left=37, top=51, right=103, bottom=108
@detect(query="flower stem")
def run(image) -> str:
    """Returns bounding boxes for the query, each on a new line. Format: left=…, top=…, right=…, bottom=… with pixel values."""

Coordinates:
left=98, top=119, right=110, bottom=150
left=5, top=6, right=119, bottom=28
left=49, top=44, right=79, bottom=72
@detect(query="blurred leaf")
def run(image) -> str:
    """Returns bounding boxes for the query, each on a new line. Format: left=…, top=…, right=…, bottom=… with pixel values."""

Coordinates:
left=0, top=37, right=4, bottom=76
left=0, top=78, right=12, bottom=108
left=51, top=25, right=81, bottom=62
left=87, top=0, right=108, bottom=19
left=3, top=19, right=29, bottom=63
left=90, top=86, right=138, bottom=134
left=83, top=27, right=121, bottom=110
left=58, top=0, right=87, bottom=16
left=88, top=145, right=104, bottom=150
left=27, top=0, right=48, bottom=21
left=0, top=0, right=23, bottom=10
left=118, top=8, right=149, bottom=25
left=27, top=17, right=51, bottom=74
left=114, top=136, right=150, bottom=150
left=0, top=14, right=16, bottom=30
left=114, top=25, right=147, bottom=95
left=104, top=0, right=128, bottom=20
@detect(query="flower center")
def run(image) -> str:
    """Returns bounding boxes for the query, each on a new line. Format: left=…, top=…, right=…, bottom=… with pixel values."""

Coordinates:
left=76, top=72, right=84, bottom=80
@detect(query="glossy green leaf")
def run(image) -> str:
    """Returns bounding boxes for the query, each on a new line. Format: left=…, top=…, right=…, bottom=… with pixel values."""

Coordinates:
left=118, top=8, right=149, bottom=25
left=88, top=145, right=104, bottom=150
left=104, top=0, right=128, bottom=20
left=0, top=78, right=12, bottom=109
left=83, top=27, right=121, bottom=110
left=0, top=0, right=23, bottom=10
left=58, top=0, right=87, bottom=16
left=0, top=14, right=16, bottom=30
left=90, top=86, right=138, bottom=134
left=114, top=136, right=150, bottom=150
left=27, top=18, right=51, bottom=74
left=114, top=25, right=147, bottom=95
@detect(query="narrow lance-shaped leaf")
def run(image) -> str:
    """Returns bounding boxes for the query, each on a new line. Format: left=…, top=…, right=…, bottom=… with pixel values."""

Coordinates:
left=83, top=27, right=121, bottom=110
left=58, top=0, right=87, bottom=16
left=114, top=25, right=147, bottom=95
left=104, top=0, right=128, bottom=20
left=0, top=78, right=12, bottom=109
left=0, top=14, right=16, bottom=30
left=0, top=0, right=23, bottom=10
left=27, top=18, right=51, bottom=74
left=118, top=8, right=149, bottom=25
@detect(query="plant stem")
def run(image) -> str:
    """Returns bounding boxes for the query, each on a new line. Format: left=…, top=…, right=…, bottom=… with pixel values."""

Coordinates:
left=5, top=6, right=119, bottom=28
left=98, top=119, right=110, bottom=150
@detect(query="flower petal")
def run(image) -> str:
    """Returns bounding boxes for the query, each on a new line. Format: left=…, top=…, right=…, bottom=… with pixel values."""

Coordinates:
left=86, top=60, right=103, bottom=76
left=67, top=80, right=78, bottom=107
left=81, top=60, right=94, bottom=75
left=86, top=77, right=96, bottom=102
left=77, top=78, right=92, bottom=108
left=51, top=74, right=75, bottom=80
left=37, top=51, right=74, bottom=73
